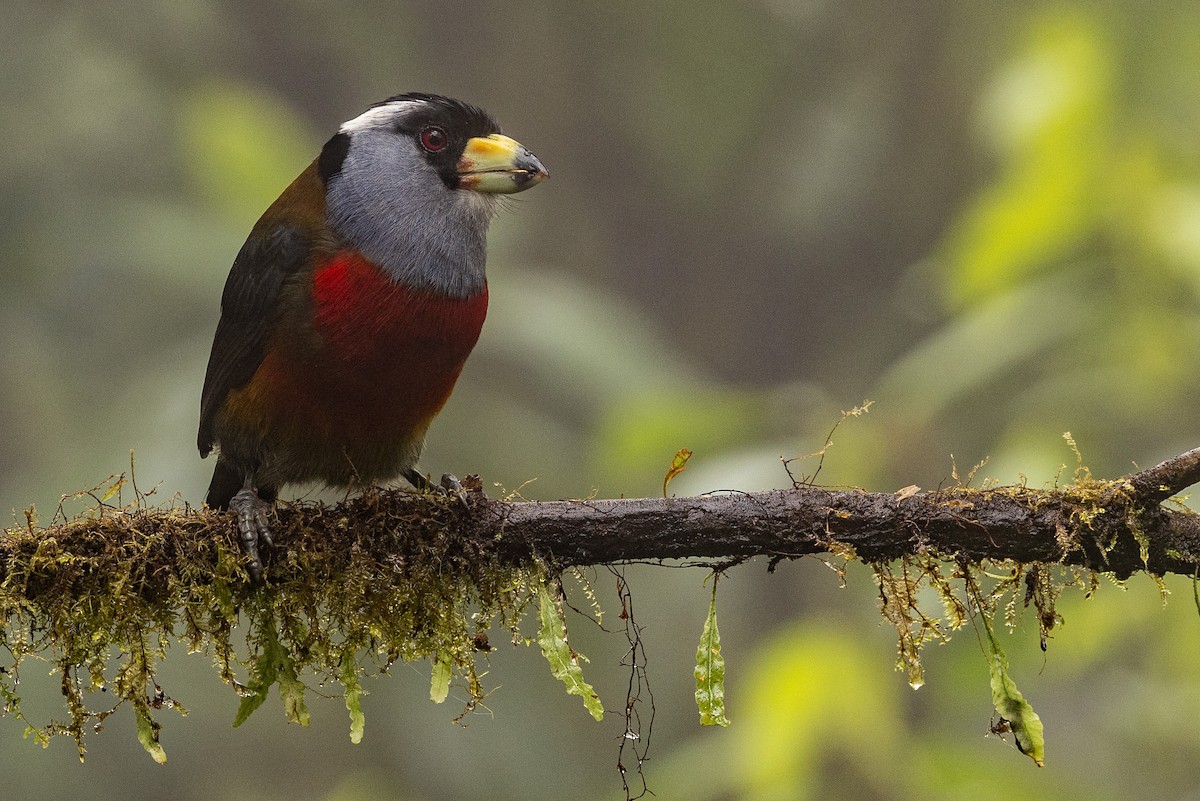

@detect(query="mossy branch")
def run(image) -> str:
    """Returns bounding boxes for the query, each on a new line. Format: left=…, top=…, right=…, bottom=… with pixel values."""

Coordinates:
left=487, top=447, right=1200, bottom=579
left=3, top=448, right=1200, bottom=762
left=488, top=473, right=1200, bottom=579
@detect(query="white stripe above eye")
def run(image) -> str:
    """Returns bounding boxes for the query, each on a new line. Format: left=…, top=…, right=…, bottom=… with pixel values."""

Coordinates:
left=338, top=100, right=424, bottom=133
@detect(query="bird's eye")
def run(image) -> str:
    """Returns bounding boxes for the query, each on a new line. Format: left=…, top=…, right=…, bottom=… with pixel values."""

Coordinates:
left=419, top=126, right=448, bottom=152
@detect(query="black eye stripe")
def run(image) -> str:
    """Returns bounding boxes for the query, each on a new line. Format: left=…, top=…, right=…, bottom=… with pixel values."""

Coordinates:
left=317, top=131, right=351, bottom=184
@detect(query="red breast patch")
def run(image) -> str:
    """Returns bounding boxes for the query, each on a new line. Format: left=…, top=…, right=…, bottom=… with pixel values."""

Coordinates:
left=312, top=251, right=488, bottom=368
left=252, top=250, right=491, bottom=439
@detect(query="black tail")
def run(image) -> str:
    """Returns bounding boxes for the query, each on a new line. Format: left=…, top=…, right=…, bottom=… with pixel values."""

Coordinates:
left=205, top=459, right=244, bottom=509
left=205, top=460, right=278, bottom=509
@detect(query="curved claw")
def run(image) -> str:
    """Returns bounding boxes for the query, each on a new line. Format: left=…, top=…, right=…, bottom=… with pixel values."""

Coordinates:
left=402, top=468, right=470, bottom=509
left=439, top=473, right=470, bottom=510
left=230, top=487, right=274, bottom=581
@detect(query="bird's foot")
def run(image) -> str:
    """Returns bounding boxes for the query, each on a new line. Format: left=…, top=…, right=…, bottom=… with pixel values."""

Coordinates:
left=229, top=487, right=274, bottom=582
left=439, top=473, right=471, bottom=509
left=403, top=469, right=470, bottom=509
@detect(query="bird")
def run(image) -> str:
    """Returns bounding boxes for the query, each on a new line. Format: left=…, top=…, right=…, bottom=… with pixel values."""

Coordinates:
left=197, top=92, right=547, bottom=579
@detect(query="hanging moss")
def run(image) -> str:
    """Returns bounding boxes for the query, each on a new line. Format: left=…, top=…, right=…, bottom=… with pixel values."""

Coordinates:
left=0, top=478, right=540, bottom=761
left=3, top=455, right=1196, bottom=767
left=857, top=468, right=1191, bottom=766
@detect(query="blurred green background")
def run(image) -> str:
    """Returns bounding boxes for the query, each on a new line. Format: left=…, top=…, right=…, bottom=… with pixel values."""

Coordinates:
left=5, top=1, right=1200, bottom=798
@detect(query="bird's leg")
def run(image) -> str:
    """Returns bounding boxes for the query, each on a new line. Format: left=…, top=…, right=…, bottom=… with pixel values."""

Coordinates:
left=438, top=472, right=472, bottom=509
left=229, top=479, right=274, bottom=581
left=438, top=473, right=464, bottom=496
left=402, top=468, right=469, bottom=509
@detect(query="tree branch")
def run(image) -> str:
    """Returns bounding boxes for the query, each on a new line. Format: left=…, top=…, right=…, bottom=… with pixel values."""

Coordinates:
left=10, top=449, right=1200, bottom=581
left=476, top=461, right=1200, bottom=579
left=4, top=449, right=1200, bottom=761
left=1127, top=446, right=1200, bottom=501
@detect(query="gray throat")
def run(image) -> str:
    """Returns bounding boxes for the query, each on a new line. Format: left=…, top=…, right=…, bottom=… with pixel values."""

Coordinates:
left=326, top=155, right=498, bottom=298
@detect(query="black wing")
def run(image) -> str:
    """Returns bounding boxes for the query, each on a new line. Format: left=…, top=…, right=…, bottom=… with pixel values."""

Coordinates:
left=198, top=223, right=309, bottom=456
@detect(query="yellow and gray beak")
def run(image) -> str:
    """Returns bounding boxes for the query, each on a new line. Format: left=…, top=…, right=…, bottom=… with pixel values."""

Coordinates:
left=457, top=134, right=548, bottom=194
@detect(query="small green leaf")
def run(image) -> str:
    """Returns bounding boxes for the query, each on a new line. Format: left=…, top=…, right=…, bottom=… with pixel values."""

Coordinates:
left=99, top=476, right=125, bottom=504
left=430, top=652, right=453, bottom=704
left=276, top=657, right=309, bottom=727
left=988, top=648, right=1045, bottom=766
left=663, top=447, right=694, bottom=497
left=340, top=650, right=365, bottom=744
left=233, top=617, right=308, bottom=727
left=232, top=652, right=275, bottom=728
left=134, top=700, right=167, bottom=764
left=695, top=579, right=730, bottom=727
left=536, top=583, right=603, bottom=721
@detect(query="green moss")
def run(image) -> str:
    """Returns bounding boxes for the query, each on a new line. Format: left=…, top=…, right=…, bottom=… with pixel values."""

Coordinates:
left=869, top=475, right=1137, bottom=678
left=0, top=481, right=539, bottom=761
left=861, top=467, right=1200, bottom=763
left=4, top=457, right=1197, bottom=766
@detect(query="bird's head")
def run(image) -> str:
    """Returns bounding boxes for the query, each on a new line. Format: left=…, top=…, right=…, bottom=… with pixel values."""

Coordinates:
left=317, top=93, right=547, bottom=295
